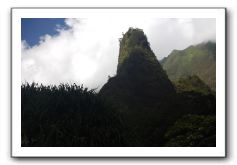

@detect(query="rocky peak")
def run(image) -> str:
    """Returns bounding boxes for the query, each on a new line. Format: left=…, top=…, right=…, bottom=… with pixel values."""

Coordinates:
left=117, top=28, right=152, bottom=73
left=100, top=27, right=175, bottom=106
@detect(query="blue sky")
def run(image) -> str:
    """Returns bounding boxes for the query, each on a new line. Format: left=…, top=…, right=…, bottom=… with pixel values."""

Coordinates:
left=21, top=18, right=68, bottom=47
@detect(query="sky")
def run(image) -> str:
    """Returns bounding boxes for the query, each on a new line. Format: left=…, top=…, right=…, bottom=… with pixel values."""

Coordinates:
left=21, top=18, right=216, bottom=89
left=21, top=18, right=68, bottom=47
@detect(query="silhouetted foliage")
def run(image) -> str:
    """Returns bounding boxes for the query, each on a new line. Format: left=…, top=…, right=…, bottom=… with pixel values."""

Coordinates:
left=21, top=83, right=127, bottom=147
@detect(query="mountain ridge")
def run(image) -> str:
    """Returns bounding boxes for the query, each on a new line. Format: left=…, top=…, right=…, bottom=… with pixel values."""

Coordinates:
left=161, top=41, right=216, bottom=90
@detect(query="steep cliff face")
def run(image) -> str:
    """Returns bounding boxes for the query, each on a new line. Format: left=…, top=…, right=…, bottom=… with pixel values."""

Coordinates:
left=100, top=28, right=175, bottom=107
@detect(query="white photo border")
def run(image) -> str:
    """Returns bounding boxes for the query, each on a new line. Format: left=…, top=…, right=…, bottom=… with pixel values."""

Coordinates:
left=11, top=7, right=226, bottom=157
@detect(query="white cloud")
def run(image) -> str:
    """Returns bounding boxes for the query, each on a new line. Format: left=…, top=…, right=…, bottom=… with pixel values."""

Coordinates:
left=146, top=18, right=216, bottom=57
left=21, top=18, right=215, bottom=89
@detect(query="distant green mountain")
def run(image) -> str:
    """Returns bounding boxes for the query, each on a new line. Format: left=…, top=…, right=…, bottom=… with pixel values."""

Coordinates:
left=161, top=42, right=216, bottom=90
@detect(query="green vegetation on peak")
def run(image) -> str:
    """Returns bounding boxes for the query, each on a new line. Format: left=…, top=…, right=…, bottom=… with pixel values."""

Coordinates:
left=118, top=27, right=154, bottom=73
left=119, top=28, right=150, bottom=49
left=161, top=41, right=216, bottom=90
